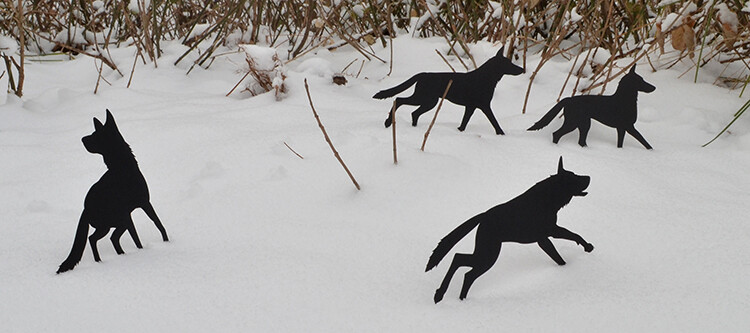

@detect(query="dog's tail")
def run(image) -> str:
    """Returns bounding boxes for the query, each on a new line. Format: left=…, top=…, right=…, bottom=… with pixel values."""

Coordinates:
left=426, top=214, right=482, bottom=272
left=528, top=98, right=568, bottom=131
left=373, top=74, right=420, bottom=99
left=56, top=215, right=89, bottom=274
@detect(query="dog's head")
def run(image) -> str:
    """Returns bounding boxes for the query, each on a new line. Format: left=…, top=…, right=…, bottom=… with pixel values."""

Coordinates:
left=82, top=109, right=127, bottom=156
left=488, top=46, right=525, bottom=77
left=622, top=65, right=656, bottom=93
left=552, top=156, right=590, bottom=198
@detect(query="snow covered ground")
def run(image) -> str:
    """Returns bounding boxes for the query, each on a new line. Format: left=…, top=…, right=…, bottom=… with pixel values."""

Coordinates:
left=1, top=36, right=749, bottom=331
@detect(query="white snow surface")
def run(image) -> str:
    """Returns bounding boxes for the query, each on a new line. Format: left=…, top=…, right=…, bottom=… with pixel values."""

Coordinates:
left=240, top=44, right=280, bottom=71
left=1, top=36, right=750, bottom=332
left=0, top=34, right=19, bottom=54
left=128, top=0, right=151, bottom=13
left=715, top=3, right=739, bottom=32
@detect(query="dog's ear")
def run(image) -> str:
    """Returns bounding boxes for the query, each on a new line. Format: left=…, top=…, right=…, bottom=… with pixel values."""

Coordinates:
left=496, top=46, right=505, bottom=58
left=629, top=64, right=636, bottom=74
left=93, top=118, right=104, bottom=131
left=105, top=109, right=117, bottom=128
left=557, top=156, right=564, bottom=174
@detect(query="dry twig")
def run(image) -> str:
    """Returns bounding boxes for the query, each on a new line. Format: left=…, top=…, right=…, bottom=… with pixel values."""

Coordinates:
left=421, top=80, right=453, bottom=151
left=303, top=78, right=361, bottom=191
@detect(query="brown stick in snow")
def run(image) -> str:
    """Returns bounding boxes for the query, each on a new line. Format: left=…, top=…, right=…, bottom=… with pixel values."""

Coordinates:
left=303, top=79, right=361, bottom=191
left=421, top=80, right=453, bottom=151
left=390, top=100, right=397, bottom=164
left=284, top=142, right=304, bottom=160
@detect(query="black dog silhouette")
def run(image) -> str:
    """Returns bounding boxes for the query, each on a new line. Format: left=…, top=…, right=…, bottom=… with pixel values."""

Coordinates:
left=528, top=65, right=655, bottom=149
left=373, top=47, right=524, bottom=135
left=57, top=110, right=168, bottom=274
left=426, top=157, right=593, bottom=303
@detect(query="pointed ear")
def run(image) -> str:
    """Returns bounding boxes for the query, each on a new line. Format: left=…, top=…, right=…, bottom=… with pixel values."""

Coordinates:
left=104, top=109, right=117, bottom=128
left=557, top=156, right=564, bottom=174
left=496, top=46, right=505, bottom=57
left=93, top=118, right=104, bottom=130
left=629, top=64, right=636, bottom=74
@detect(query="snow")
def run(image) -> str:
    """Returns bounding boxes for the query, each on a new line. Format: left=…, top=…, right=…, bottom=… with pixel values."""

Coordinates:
left=240, top=44, right=280, bottom=72
left=186, top=23, right=211, bottom=42
left=660, top=2, right=698, bottom=32
left=0, top=34, right=18, bottom=54
left=715, top=3, right=739, bottom=32
left=54, top=26, right=88, bottom=46
left=657, top=0, right=680, bottom=7
left=128, top=0, right=151, bottom=13
left=1, top=35, right=749, bottom=331
left=589, top=47, right=612, bottom=65
left=567, top=7, right=582, bottom=24
left=488, top=1, right=503, bottom=19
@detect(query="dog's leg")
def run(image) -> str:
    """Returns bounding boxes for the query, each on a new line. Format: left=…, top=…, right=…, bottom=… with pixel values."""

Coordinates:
left=457, top=106, right=476, bottom=132
left=578, top=119, right=591, bottom=147
left=550, top=226, right=594, bottom=252
left=435, top=253, right=472, bottom=303
left=385, top=95, right=422, bottom=128
left=625, top=126, right=652, bottom=150
left=126, top=216, right=143, bottom=249
left=110, top=227, right=127, bottom=255
left=458, top=242, right=502, bottom=300
left=577, top=120, right=591, bottom=147
left=616, top=128, right=626, bottom=147
left=411, top=99, right=439, bottom=127
left=384, top=97, right=411, bottom=128
left=142, top=202, right=169, bottom=241
left=479, top=106, right=504, bottom=135
left=88, top=227, right=109, bottom=262
left=552, top=120, right=577, bottom=144
left=538, top=238, right=566, bottom=265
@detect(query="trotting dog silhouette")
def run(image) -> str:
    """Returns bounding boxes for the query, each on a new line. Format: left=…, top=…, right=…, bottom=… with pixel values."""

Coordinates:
left=57, top=110, right=168, bottom=274
left=426, top=157, right=594, bottom=303
left=528, top=65, right=655, bottom=149
left=373, top=47, right=524, bottom=135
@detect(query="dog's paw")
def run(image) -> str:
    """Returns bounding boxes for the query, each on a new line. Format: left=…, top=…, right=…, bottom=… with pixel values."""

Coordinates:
left=584, top=243, right=594, bottom=252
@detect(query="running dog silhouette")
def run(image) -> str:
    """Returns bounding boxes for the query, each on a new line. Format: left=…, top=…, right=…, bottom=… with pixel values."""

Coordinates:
left=426, top=157, right=594, bottom=303
left=56, top=110, right=168, bottom=274
left=528, top=65, right=655, bottom=149
left=373, top=47, right=524, bottom=135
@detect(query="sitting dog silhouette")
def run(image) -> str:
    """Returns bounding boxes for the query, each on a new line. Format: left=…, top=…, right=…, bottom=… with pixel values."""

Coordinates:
left=426, top=157, right=594, bottom=303
left=57, top=110, right=168, bottom=274
left=373, top=47, right=524, bottom=135
left=528, top=65, right=655, bottom=149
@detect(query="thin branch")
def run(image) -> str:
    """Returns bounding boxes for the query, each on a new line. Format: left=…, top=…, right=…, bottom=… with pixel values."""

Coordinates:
left=303, top=78, right=361, bottom=191
left=226, top=71, right=252, bottom=96
left=284, top=142, right=305, bottom=159
left=435, top=49, right=456, bottom=72
left=390, top=100, right=397, bottom=164
left=421, top=79, right=453, bottom=151
left=94, top=60, right=104, bottom=94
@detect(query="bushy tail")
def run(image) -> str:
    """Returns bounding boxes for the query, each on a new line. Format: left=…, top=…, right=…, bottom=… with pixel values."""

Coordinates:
left=373, top=75, right=420, bottom=99
left=425, top=215, right=482, bottom=272
left=528, top=98, right=568, bottom=131
left=56, top=216, right=89, bottom=274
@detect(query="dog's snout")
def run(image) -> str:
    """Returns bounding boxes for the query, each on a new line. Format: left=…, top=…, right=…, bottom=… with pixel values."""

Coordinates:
left=581, top=176, right=591, bottom=189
